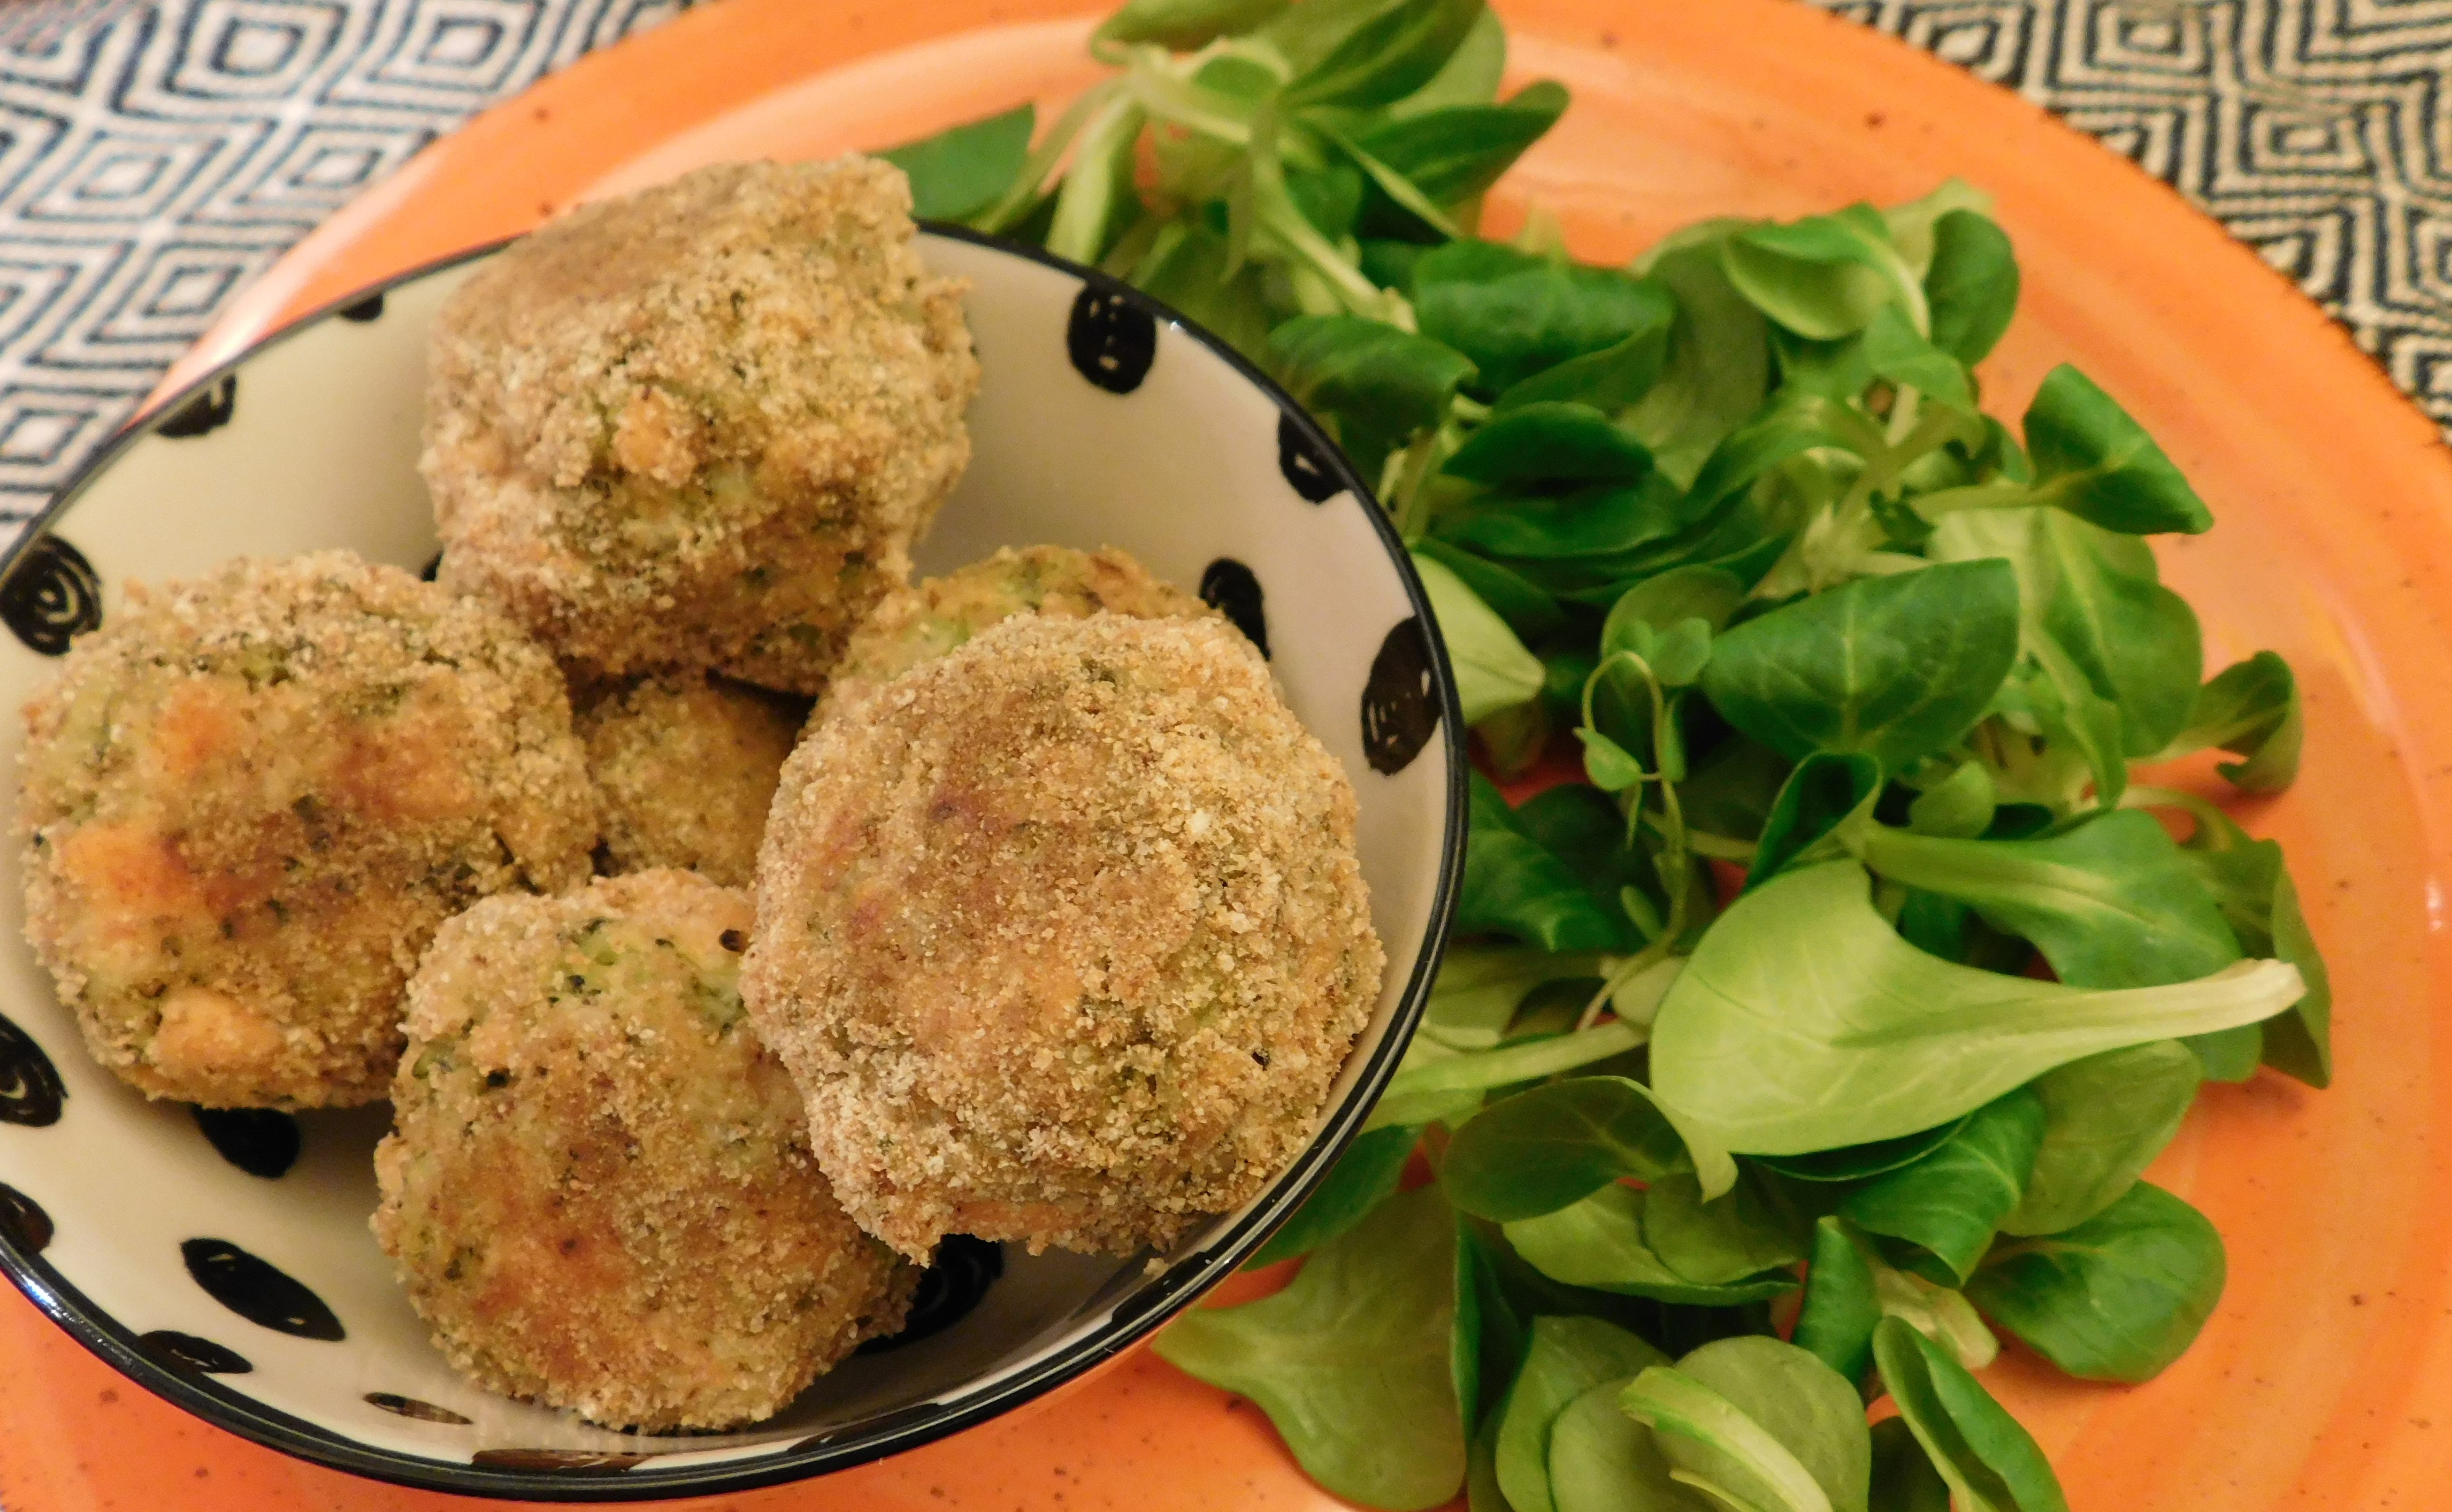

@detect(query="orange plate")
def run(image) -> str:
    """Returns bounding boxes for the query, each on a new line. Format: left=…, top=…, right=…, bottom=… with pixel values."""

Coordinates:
left=7, top=1, right=2452, bottom=1508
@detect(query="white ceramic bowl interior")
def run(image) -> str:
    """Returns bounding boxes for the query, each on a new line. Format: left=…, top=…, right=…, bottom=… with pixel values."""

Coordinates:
left=0, top=228, right=1463, bottom=1499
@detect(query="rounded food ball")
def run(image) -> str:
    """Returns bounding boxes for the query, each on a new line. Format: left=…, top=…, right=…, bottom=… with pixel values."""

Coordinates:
left=372, top=870, right=917, bottom=1432
left=423, top=156, right=980, bottom=694
left=747, top=614, right=1384, bottom=1258
left=821, top=543, right=1214, bottom=716
left=576, top=673, right=805, bottom=888
left=17, top=551, right=597, bottom=1109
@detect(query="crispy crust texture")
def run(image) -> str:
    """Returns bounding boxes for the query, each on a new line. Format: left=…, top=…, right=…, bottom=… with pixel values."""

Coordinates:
left=371, top=870, right=917, bottom=1432
left=576, top=673, right=806, bottom=888
left=423, top=156, right=980, bottom=693
left=746, top=615, right=1383, bottom=1258
left=16, top=550, right=597, bottom=1109
left=819, top=544, right=1216, bottom=719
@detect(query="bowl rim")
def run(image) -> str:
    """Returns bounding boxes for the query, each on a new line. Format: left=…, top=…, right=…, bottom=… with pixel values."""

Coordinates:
left=0, top=222, right=1469, bottom=1501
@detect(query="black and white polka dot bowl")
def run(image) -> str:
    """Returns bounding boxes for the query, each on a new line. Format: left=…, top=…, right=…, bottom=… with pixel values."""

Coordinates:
left=0, top=227, right=1465, bottom=1500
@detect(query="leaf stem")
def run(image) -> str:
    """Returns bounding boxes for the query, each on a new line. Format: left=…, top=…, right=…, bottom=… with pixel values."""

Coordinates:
left=1390, top=425, right=1445, bottom=540
left=1684, top=828, right=1758, bottom=862
left=2119, top=784, right=2234, bottom=841
left=972, top=80, right=1120, bottom=235
left=1119, top=48, right=1258, bottom=143
left=1381, top=1019, right=1647, bottom=1099
left=1569, top=646, right=1697, bottom=1031
left=1046, top=96, right=1148, bottom=264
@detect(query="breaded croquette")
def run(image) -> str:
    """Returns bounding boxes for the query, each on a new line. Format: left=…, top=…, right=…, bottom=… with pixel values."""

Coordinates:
left=372, top=870, right=917, bottom=1431
left=821, top=544, right=1215, bottom=717
left=575, top=673, right=804, bottom=888
left=746, top=614, right=1383, bottom=1259
left=16, top=551, right=597, bottom=1109
left=422, top=157, right=980, bottom=694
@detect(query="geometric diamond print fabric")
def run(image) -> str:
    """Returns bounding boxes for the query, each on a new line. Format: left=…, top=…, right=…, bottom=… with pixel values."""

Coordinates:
left=1814, top=0, right=2452, bottom=433
left=0, top=0, right=2445, bottom=528
left=0, top=0, right=696, bottom=524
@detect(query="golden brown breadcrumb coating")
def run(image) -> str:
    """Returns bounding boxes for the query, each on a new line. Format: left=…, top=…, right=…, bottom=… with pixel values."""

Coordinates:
left=372, top=870, right=917, bottom=1432
left=575, top=673, right=805, bottom=888
left=423, top=156, right=980, bottom=694
left=820, top=544, right=1215, bottom=718
left=16, top=551, right=596, bottom=1109
left=746, top=614, right=1382, bottom=1259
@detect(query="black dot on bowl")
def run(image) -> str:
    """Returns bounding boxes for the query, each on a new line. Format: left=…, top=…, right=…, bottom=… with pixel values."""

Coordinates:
left=366, top=1392, right=472, bottom=1425
left=418, top=551, right=442, bottom=582
left=1277, top=413, right=1342, bottom=503
left=180, top=1238, right=345, bottom=1341
left=0, top=1182, right=52, bottom=1254
left=190, top=1107, right=301, bottom=1179
left=1, top=535, right=102, bottom=656
left=0, top=1012, right=66, bottom=1127
left=338, top=292, right=385, bottom=323
left=1360, top=617, right=1441, bottom=776
left=138, top=1330, right=254, bottom=1375
left=471, top=1449, right=650, bottom=1472
left=1065, top=285, right=1156, bottom=395
left=155, top=374, right=236, bottom=439
left=857, top=1235, right=1004, bottom=1354
left=1198, top=558, right=1270, bottom=659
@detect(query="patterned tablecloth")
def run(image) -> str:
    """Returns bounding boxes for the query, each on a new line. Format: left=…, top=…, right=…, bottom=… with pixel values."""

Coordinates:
left=0, top=0, right=2442, bottom=531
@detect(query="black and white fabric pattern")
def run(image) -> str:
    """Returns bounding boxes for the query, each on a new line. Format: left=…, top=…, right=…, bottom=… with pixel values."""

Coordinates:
left=1815, top=0, right=2452, bottom=429
left=0, top=0, right=2443, bottom=527
left=0, top=0, right=698, bottom=525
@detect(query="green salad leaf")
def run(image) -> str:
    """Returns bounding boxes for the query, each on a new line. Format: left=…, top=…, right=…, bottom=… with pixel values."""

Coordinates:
left=1625, top=242, right=1775, bottom=487
left=1447, top=401, right=1654, bottom=486
left=1443, top=1076, right=1689, bottom=1221
left=1872, top=1319, right=2068, bottom=1512
left=1750, top=750, right=1883, bottom=885
left=2159, top=650, right=2303, bottom=793
left=1415, top=553, right=1546, bottom=725
left=1282, top=0, right=1486, bottom=110
left=1361, top=84, right=1568, bottom=225
left=1550, top=1379, right=1697, bottom=1511
left=1648, top=861, right=2304, bottom=1154
left=1854, top=809, right=2243, bottom=990
left=1867, top=1417, right=1955, bottom=1512
left=1248, top=1122, right=1421, bottom=1267
left=1838, top=1086, right=2045, bottom=1286
left=1700, top=562, right=2022, bottom=773
left=1091, top=0, right=1290, bottom=52
left=1417, top=241, right=1677, bottom=396
left=1460, top=774, right=1643, bottom=951
left=1794, top=1216, right=1882, bottom=1389
left=1672, top=1337, right=1873, bottom=1512
left=1921, top=209, right=2019, bottom=365
left=1269, top=315, right=1477, bottom=475
left=1967, top=1181, right=2225, bottom=1383
left=2022, top=365, right=2213, bottom=536
left=1497, top=1315, right=1673, bottom=1512
left=1929, top=508, right=2203, bottom=760
left=1623, top=1337, right=1872, bottom=1512
left=2163, top=795, right=2334, bottom=1086
left=1506, top=1185, right=1800, bottom=1305
left=1155, top=1184, right=1466, bottom=1510
left=2002, top=1041, right=2199, bottom=1237
left=1643, top=1170, right=1810, bottom=1287
left=1721, top=204, right=1922, bottom=342
left=880, top=102, right=1037, bottom=219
